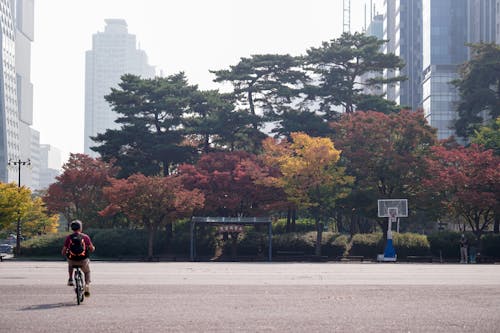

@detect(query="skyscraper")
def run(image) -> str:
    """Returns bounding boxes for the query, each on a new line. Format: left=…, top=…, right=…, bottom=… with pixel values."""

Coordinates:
left=84, top=19, right=155, bottom=157
left=0, top=0, right=36, bottom=187
left=468, top=0, right=497, bottom=44
left=383, top=0, right=423, bottom=111
left=497, top=0, right=500, bottom=43
left=421, top=0, right=468, bottom=140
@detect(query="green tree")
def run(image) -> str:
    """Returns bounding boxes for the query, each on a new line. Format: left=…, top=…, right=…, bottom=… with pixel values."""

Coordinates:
left=454, top=43, right=500, bottom=139
left=211, top=54, right=305, bottom=151
left=303, top=32, right=405, bottom=116
left=92, top=73, right=198, bottom=177
left=472, top=117, right=500, bottom=156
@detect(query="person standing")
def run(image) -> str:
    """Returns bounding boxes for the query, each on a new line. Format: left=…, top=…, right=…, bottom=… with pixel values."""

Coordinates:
left=459, top=234, right=468, bottom=264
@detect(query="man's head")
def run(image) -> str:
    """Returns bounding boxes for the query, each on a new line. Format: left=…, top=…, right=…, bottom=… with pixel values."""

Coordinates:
left=70, top=220, right=83, bottom=232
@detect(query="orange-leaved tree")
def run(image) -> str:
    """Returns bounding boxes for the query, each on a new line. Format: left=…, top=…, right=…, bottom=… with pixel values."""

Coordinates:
left=100, top=174, right=205, bottom=258
left=261, top=132, right=353, bottom=255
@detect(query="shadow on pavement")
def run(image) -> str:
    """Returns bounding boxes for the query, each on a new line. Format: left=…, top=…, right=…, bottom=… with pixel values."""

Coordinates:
left=20, top=302, right=76, bottom=311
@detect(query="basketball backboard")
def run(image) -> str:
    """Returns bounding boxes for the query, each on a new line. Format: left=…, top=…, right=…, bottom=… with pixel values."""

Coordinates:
left=377, top=199, right=408, bottom=218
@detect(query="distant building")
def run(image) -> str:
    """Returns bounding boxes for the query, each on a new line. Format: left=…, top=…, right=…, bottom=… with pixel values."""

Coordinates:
left=84, top=19, right=155, bottom=157
left=0, top=0, right=35, bottom=186
left=360, top=14, right=384, bottom=97
left=383, top=0, right=423, bottom=112
left=497, top=0, right=500, bottom=43
left=421, top=0, right=468, bottom=140
left=38, top=144, right=62, bottom=190
left=468, top=0, right=497, bottom=45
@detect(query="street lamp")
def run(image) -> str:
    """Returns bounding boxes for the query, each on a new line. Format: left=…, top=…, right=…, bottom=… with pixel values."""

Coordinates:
left=7, top=158, right=31, bottom=256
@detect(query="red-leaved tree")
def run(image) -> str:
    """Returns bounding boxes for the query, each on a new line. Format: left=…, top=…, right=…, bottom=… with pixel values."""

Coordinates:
left=100, top=174, right=204, bottom=257
left=178, top=151, right=286, bottom=217
left=43, top=153, right=119, bottom=230
left=423, top=144, right=500, bottom=245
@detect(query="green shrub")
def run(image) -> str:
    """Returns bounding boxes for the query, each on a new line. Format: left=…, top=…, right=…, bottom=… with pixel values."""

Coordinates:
left=427, top=231, right=462, bottom=259
left=481, top=234, right=500, bottom=258
left=21, top=233, right=66, bottom=257
left=392, top=233, right=431, bottom=258
left=272, top=232, right=315, bottom=254
left=329, top=234, right=350, bottom=257
left=349, top=233, right=384, bottom=258
left=171, top=222, right=216, bottom=256
left=272, top=218, right=317, bottom=234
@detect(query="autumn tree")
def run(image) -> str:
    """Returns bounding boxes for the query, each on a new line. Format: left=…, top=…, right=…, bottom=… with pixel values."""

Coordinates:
left=330, top=110, right=437, bottom=233
left=423, top=144, right=500, bottom=245
left=261, top=132, right=353, bottom=255
left=454, top=43, right=500, bottom=139
left=43, top=154, right=118, bottom=229
left=100, top=174, right=204, bottom=258
left=178, top=151, right=286, bottom=217
left=0, top=184, right=58, bottom=242
left=303, top=32, right=405, bottom=116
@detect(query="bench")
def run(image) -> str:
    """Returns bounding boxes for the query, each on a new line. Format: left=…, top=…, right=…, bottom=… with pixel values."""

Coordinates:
left=336, top=255, right=365, bottom=262
left=406, top=256, right=434, bottom=263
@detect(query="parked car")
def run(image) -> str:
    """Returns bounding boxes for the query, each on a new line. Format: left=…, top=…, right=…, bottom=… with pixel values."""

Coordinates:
left=0, top=243, right=14, bottom=260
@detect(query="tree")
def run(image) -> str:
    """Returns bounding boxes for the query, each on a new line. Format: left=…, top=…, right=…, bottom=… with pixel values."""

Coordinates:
left=423, top=144, right=500, bottom=245
left=472, top=117, right=500, bottom=156
left=92, top=73, right=198, bottom=177
left=100, top=174, right=204, bottom=258
left=0, top=182, right=32, bottom=232
left=21, top=197, right=59, bottom=237
left=330, top=110, right=437, bottom=233
left=211, top=54, right=305, bottom=152
left=303, top=32, right=405, bottom=116
left=178, top=151, right=285, bottom=217
left=454, top=43, right=500, bottom=139
left=43, top=154, right=118, bottom=229
left=261, top=132, right=353, bottom=255
left=0, top=184, right=58, bottom=238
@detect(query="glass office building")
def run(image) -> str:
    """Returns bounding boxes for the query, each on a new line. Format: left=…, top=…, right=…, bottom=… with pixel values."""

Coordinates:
left=421, top=0, right=468, bottom=140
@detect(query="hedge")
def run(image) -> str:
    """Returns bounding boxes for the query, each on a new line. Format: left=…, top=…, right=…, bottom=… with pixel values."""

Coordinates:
left=349, top=232, right=431, bottom=259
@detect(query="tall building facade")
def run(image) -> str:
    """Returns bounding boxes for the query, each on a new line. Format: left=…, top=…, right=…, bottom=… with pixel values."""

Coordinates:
left=468, top=0, right=497, bottom=44
left=497, top=0, right=500, bottom=43
left=421, top=0, right=468, bottom=140
left=38, top=144, right=61, bottom=190
left=383, top=0, right=423, bottom=111
left=84, top=19, right=155, bottom=157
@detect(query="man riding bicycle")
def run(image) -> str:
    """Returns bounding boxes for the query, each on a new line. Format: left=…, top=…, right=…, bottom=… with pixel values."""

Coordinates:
left=61, top=220, right=95, bottom=296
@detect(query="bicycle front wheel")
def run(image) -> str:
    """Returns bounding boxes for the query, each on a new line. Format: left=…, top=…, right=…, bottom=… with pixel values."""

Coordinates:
left=74, top=270, right=84, bottom=305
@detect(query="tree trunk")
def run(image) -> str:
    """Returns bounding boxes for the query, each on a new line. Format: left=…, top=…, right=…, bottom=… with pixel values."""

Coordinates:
left=315, top=219, right=323, bottom=256
left=494, top=215, right=499, bottom=234
left=147, top=225, right=155, bottom=259
left=291, top=208, right=297, bottom=232
left=165, top=223, right=173, bottom=254
left=286, top=207, right=291, bottom=233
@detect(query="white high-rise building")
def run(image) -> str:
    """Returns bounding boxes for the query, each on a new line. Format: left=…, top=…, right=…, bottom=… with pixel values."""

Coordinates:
left=38, top=144, right=61, bottom=190
left=84, top=19, right=155, bottom=157
left=0, top=0, right=36, bottom=187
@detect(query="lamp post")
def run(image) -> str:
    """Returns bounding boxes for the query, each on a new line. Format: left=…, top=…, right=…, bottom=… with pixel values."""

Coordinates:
left=7, top=158, right=31, bottom=256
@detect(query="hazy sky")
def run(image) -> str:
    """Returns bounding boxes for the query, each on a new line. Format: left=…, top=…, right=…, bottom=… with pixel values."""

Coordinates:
left=32, top=0, right=380, bottom=161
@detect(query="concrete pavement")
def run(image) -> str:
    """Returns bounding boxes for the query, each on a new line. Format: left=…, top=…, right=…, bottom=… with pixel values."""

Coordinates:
left=1, top=261, right=499, bottom=332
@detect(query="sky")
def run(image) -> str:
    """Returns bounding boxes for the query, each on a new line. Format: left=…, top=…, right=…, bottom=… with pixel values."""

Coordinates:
left=31, top=0, right=380, bottom=162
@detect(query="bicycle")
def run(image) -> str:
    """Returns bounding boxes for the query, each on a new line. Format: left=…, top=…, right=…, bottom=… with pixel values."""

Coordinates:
left=73, top=266, right=85, bottom=305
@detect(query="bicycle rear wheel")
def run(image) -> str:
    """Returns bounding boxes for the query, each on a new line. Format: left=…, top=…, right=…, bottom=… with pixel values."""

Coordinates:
left=74, top=269, right=84, bottom=305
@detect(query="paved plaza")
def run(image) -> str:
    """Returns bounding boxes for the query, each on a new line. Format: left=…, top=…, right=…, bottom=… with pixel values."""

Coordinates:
left=1, top=261, right=500, bottom=332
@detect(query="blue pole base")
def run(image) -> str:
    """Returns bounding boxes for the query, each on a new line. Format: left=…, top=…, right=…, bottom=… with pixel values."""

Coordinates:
left=384, top=238, right=396, bottom=259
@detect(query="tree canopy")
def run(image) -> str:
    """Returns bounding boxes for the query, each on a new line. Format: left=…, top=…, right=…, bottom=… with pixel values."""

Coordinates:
left=454, top=43, right=500, bottom=139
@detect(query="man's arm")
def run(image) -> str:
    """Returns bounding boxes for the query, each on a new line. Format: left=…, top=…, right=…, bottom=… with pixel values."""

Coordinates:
left=61, top=246, right=67, bottom=257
